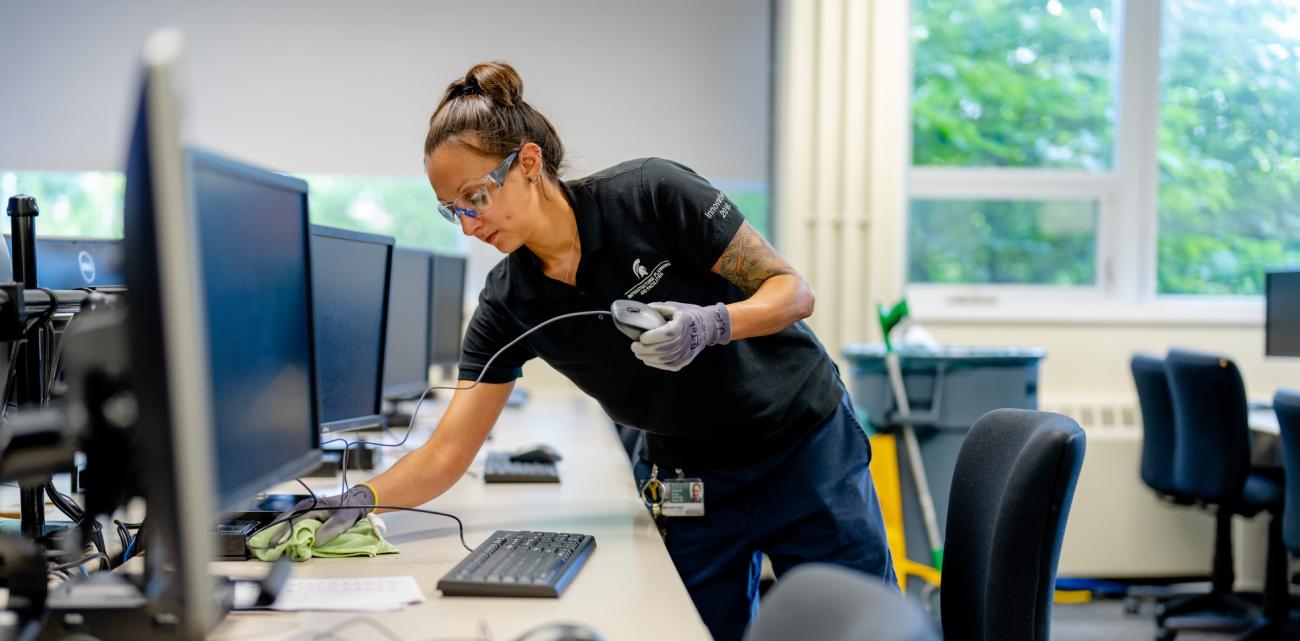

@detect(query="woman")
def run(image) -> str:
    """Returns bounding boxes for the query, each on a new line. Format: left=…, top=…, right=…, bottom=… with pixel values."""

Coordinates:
left=302, top=61, right=894, bottom=641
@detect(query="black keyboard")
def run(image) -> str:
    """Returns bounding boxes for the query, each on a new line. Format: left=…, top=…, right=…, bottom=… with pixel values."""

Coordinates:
left=437, top=530, right=596, bottom=597
left=483, top=452, right=560, bottom=483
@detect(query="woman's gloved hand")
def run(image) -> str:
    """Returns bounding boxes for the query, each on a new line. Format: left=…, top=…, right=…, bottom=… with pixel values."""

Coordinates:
left=267, top=483, right=377, bottom=547
left=630, top=301, right=731, bottom=372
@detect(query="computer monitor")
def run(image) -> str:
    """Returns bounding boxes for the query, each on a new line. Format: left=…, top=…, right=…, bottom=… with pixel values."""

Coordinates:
left=1266, top=270, right=1300, bottom=357
left=188, top=150, right=322, bottom=509
left=1, top=235, right=124, bottom=289
left=429, top=253, right=468, bottom=367
left=310, top=225, right=394, bottom=433
left=383, top=247, right=433, bottom=399
left=121, top=30, right=223, bottom=637
left=117, top=29, right=323, bottom=640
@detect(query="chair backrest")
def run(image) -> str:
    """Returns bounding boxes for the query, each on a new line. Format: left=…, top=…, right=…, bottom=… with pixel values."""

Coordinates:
left=941, top=409, right=1086, bottom=641
left=1131, top=353, right=1182, bottom=497
left=744, top=564, right=938, bottom=641
left=1164, top=348, right=1251, bottom=503
left=1273, top=389, right=1300, bottom=554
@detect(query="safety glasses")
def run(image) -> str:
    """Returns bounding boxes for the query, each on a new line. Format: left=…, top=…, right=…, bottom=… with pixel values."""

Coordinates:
left=436, top=149, right=520, bottom=224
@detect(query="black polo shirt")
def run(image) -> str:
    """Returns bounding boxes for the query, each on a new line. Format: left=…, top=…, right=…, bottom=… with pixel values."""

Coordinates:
left=458, top=158, right=843, bottom=469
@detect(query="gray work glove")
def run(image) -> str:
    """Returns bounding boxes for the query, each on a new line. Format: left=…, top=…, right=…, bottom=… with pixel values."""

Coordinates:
left=268, top=484, right=377, bottom=547
left=630, top=301, right=732, bottom=372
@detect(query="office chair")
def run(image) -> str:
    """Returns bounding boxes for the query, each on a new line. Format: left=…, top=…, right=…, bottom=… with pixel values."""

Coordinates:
left=1238, top=388, right=1300, bottom=640
left=1133, top=354, right=1192, bottom=502
left=940, top=409, right=1086, bottom=641
left=1160, top=349, right=1283, bottom=639
left=1129, top=353, right=1243, bottom=625
left=744, top=563, right=938, bottom=641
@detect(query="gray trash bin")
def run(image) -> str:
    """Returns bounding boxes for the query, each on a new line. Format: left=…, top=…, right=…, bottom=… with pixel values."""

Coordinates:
left=843, top=344, right=1046, bottom=578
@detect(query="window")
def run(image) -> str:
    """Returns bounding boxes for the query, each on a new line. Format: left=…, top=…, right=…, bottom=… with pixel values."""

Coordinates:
left=1157, top=0, right=1300, bottom=295
left=909, top=198, right=1097, bottom=285
left=1, top=170, right=770, bottom=255
left=299, top=175, right=462, bottom=253
left=908, top=0, right=1300, bottom=317
left=912, top=0, right=1115, bottom=170
left=0, top=171, right=125, bottom=238
left=0, top=169, right=462, bottom=252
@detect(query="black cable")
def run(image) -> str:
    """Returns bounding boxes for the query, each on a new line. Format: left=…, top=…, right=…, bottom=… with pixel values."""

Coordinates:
left=48, top=552, right=108, bottom=572
left=246, top=311, right=607, bottom=561
left=44, top=481, right=82, bottom=520
left=22, top=288, right=60, bottom=335
left=0, top=341, right=24, bottom=422
left=281, top=615, right=494, bottom=641
left=114, top=520, right=130, bottom=552
left=43, top=483, right=111, bottom=571
left=128, top=523, right=144, bottom=560
left=247, top=500, right=473, bottom=554
left=88, top=524, right=109, bottom=571
left=325, top=309, right=608, bottom=498
left=44, top=320, right=65, bottom=402
left=0, top=288, right=62, bottom=422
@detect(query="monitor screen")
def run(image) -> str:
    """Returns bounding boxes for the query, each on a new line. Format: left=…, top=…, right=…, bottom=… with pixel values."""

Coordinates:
left=383, top=248, right=432, bottom=398
left=190, top=150, right=322, bottom=511
left=310, top=226, right=393, bottom=432
left=429, top=253, right=467, bottom=366
left=3, top=236, right=124, bottom=289
left=1266, top=271, right=1300, bottom=357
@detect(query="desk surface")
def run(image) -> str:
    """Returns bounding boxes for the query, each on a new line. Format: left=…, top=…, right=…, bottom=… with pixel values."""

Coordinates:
left=209, top=392, right=710, bottom=641
left=1251, top=407, right=1279, bottom=435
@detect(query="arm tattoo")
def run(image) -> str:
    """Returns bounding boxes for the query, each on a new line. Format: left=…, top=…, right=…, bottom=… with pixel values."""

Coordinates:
left=713, top=222, right=798, bottom=295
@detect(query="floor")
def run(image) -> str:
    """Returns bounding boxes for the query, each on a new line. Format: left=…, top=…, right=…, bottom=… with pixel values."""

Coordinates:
left=1052, top=599, right=1246, bottom=641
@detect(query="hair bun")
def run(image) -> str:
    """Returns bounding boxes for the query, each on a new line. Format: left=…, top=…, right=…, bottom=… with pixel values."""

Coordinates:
left=464, top=61, right=523, bottom=106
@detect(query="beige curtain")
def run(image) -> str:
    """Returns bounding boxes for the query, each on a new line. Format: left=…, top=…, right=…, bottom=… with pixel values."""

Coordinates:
left=772, top=0, right=910, bottom=354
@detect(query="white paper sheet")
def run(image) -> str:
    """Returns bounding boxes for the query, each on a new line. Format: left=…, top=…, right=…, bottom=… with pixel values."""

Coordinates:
left=244, top=576, right=426, bottom=612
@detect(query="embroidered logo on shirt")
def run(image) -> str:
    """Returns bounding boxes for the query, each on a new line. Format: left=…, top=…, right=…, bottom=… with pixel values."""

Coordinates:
left=632, top=258, right=649, bottom=279
left=625, top=260, right=672, bottom=298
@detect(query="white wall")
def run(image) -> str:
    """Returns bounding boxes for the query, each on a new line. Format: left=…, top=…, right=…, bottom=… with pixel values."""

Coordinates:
left=0, top=0, right=771, bottom=184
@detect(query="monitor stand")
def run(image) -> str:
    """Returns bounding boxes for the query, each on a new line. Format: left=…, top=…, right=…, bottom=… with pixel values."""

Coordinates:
left=381, top=393, right=426, bottom=429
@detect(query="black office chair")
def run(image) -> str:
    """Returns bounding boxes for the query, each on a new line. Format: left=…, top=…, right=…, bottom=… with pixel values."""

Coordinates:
left=1161, top=348, right=1283, bottom=639
left=1133, top=354, right=1192, bottom=502
left=1241, top=388, right=1300, bottom=640
left=1130, top=353, right=1248, bottom=627
left=744, top=564, right=938, bottom=641
left=940, top=409, right=1086, bottom=641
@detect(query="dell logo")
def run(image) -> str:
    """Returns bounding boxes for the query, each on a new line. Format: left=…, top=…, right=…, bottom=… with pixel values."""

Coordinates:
left=78, top=251, right=96, bottom=284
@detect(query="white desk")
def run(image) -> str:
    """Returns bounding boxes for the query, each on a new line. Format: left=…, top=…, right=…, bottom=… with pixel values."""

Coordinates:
left=209, top=392, right=711, bottom=641
left=1251, top=407, right=1280, bottom=435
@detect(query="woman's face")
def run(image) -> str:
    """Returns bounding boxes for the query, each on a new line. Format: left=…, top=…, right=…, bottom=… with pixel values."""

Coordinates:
left=426, top=141, right=532, bottom=254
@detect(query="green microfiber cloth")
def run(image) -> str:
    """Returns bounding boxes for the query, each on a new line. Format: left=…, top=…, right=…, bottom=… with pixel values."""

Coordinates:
left=247, top=518, right=399, bottom=562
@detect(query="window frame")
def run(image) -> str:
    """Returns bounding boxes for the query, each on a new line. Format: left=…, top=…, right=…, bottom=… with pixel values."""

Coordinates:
left=904, top=0, right=1264, bottom=325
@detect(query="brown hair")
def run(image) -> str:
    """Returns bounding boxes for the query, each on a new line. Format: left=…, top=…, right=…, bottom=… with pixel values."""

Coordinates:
left=424, top=61, right=565, bottom=181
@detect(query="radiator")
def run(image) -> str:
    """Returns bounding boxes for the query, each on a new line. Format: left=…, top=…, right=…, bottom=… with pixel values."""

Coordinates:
left=1044, top=395, right=1222, bottom=579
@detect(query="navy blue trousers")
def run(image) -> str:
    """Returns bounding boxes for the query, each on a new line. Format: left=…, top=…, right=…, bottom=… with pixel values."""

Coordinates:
left=633, top=391, right=896, bottom=641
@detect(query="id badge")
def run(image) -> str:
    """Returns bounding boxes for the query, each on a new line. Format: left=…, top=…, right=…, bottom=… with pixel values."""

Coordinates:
left=660, top=478, right=705, bottom=517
